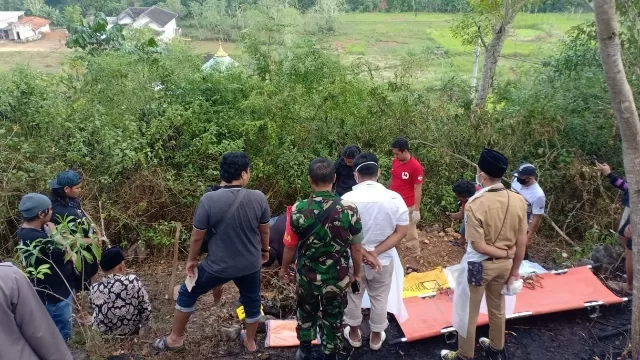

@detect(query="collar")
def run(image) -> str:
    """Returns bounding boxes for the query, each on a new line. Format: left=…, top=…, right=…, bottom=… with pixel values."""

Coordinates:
left=467, top=183, right=505, bottom=205
left=312, top=190, right=336, bottom=197
left=352, top=180, right=384, bottom=191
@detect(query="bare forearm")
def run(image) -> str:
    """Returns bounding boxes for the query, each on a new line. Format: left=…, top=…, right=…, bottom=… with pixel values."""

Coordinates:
left=188, top=230, right=204, bottom=262
left=281, top=246, right=296, bottom=271
left=373, top=226, right=408, bottom=256
left=529, top=215, right=542, bottom=237
left=414, top=186, right=422, bottom=211
left=451, top=211, right=463, bottom=220
left=259, top=224, right=269, bottom=250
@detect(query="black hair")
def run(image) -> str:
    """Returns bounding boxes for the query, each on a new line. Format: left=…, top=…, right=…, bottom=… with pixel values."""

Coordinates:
left=353, top=152, right=379, bottom=178
left=452, top=180, right=477, bottom=199
left=49, top=188, right=69, bottom=205
left=342, top=145, right=361, bottom=159
left=391, top=137, right=409, bottom=152
left=308, top=158, right=336, bottom=185
left=23, top=208, right=50, bottom=222
left=219, top=152, right=251, bottom=183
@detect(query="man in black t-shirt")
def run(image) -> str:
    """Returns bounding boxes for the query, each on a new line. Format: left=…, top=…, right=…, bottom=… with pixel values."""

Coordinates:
left=17, top=193, right=76, bottom=342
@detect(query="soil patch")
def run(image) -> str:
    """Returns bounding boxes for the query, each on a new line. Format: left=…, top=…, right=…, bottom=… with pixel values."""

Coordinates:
left=73, top=226, right=631, bottom=360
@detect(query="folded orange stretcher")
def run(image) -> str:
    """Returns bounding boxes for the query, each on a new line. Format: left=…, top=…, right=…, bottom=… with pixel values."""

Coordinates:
left=394, top=266, right=627, bottom=343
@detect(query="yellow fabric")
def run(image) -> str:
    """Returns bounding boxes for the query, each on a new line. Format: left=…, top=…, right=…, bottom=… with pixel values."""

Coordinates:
left=402, top=267, right=450, bottom=298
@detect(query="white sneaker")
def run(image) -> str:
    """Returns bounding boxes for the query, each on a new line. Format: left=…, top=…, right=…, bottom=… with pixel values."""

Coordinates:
left=369, top=331, right=386, bottom=351
left=343, top=326, right=362, bottom=348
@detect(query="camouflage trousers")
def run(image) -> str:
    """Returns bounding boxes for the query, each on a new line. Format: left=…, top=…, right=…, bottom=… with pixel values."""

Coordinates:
left=296, top=275, right=349, bottom=355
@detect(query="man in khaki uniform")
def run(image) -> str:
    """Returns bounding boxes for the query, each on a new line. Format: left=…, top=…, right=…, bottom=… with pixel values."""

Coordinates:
left=442, top=148, right=528, bottom=360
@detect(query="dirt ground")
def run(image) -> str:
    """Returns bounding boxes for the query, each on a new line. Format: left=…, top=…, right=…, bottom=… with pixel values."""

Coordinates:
left=74, top=227, right=632, bottom=360
left=0, top=29, right=70, bottom=52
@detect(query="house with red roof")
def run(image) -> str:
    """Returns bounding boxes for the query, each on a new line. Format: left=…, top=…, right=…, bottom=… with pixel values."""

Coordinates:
left=5, top=15, right=51, bottom=42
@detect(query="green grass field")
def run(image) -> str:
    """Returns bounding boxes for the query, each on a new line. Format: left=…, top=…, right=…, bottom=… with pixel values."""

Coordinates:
left=0, top=12, right=592, bottom=79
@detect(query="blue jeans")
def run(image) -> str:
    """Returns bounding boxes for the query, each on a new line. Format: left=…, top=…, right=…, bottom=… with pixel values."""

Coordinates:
left=176, top=264, right=262, bottom=323
left=45, top=295, right=73, bottom=341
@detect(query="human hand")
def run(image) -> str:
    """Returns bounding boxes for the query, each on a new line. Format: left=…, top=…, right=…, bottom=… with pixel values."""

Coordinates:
left=261, top=251, right=270, bottom=264
left=526, top=234, right=533, bottom=247
left=506, top=246, right=516, bottom=259
left=278, top=267, right=292, bottom=282
left=596, top=162, right=611, bottom=176
left=412, top=211, right=421, bottom=223
left=363, top=251, right=381, bottom=272
left=45, top=222, right=57, bottom=233
left=186, top=260, right=198, bottom=278
left=350, top=274, right=362, bottom=295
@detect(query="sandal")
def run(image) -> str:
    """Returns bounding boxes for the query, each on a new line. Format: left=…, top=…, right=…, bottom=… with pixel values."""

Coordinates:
left=240, top=330, right=257, bottom=353
left=152, top=336, right=185, bottom=353
left=343, top=326, right=362, bottom=348
left=370, top=331, right=387, bottom=351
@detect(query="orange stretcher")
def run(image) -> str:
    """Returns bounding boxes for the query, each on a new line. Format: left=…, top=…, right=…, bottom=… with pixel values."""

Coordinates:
left=393, top=266, right=628, bottom=343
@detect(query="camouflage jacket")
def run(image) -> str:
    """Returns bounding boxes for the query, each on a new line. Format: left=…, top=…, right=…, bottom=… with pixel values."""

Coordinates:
left=291, top=191, right=362, bottom=282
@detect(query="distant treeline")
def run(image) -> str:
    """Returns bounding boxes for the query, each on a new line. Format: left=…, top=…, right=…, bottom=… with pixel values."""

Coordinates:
left=1, top=0, right=595, bottom=17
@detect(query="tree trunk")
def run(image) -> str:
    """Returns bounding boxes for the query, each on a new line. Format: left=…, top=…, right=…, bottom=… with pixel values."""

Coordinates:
left=474, top=24, right=508, bottom=111
left=594, top=0, right=640, bottom=357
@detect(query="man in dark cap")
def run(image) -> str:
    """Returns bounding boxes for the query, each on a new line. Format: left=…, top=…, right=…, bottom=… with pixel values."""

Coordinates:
left=442, top=148, right=528, bottom=360
left=511, top=163, right=546, bottom=260
left=89, top=246, right=151, bottom=336
left=16, top=193, right=76, bottom=342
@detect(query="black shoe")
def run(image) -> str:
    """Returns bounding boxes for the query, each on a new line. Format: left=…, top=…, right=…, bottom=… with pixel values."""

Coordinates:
left=479, top=337, right=504, bottom=360
left=296, top=343, right=312, bottom=360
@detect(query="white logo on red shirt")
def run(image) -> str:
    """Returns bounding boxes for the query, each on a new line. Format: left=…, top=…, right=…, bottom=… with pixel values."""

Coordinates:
left=417, top=175, right=423, bottom=181
left=402, top=172, right=409, bottom=180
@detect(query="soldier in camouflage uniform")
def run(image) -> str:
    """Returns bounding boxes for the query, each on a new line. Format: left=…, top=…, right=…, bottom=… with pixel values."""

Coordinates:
left=280, top=157, right=364, bottom=360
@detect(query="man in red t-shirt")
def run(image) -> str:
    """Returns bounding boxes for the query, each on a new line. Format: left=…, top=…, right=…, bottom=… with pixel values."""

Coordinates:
left=389, top=137, right=424, bottom=273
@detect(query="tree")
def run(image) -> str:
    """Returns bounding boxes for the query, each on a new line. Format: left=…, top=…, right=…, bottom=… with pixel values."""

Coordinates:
left=24, top=0, right=45, bottom=13
left=158, top=0, right=187, bottom=17
left=66, top=12, right=125, bottom=54
left=452, top=0, right=537, bottom=112
left=0, top=0, right=23, bottom=11
left=593, top=0, right=640, bottom=357
left=63, top=4, right=83, bottom=25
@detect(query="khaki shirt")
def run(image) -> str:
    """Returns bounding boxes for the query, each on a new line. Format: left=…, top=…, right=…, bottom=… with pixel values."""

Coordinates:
left=0, top=262, right=73, bottom=360
left=464, top=185, right=528, bottom=250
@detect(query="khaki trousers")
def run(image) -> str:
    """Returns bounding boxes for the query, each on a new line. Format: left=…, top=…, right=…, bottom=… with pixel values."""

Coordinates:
left=405, top=209, right=421, bottom=262
left=459, top=259, right=512, bottom=359
left=344, top=264, right=394, bottom=332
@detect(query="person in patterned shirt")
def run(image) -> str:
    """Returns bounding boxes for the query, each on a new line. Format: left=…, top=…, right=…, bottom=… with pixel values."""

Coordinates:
left=89, top=246, right=151, bottom=336
left=279, top=157, right=366, bottom=360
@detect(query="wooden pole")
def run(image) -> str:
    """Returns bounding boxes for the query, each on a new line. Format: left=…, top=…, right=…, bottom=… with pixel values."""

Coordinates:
left=167, top=222, right=182, bottom=300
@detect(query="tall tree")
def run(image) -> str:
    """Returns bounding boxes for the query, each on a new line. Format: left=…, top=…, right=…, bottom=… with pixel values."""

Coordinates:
left=593, top=0, right=640, bottom=357
left=452, top=0, right=536, bottom=112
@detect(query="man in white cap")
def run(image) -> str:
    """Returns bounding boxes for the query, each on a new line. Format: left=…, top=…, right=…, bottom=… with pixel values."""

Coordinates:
left=511, top=163, right=546, bottom=260
left=441, top=148, right=528, bottom=360
left=342, top=152, right=408, bottom=351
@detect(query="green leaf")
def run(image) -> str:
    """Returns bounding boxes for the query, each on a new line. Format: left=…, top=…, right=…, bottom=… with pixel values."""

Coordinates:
left=81, top=249, right=94, bottom=263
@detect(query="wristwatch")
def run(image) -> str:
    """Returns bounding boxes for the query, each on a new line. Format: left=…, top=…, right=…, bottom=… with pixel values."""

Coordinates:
left=261, top=247, right=270, bottom=253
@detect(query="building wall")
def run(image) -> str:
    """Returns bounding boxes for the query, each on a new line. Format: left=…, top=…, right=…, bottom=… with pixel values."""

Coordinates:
left=118, top=14, right=134, bottom=25
left=37, top=24, right=51, bottom=33
left=0, top=13, right=23, bottom=29
left=161, top=19, right=176, bottom=40
left=11, top=23, right=35, bottom=40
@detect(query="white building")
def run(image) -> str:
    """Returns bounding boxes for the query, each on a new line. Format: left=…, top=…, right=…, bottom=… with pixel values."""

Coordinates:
left=114, top=6, right=179, bottom=41
left=0, top=11, right=24, bottom=41
left=1, top=15, right=50, bottom=42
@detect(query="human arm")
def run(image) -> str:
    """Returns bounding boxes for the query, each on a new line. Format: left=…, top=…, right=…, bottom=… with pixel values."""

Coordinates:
left=350, top=241, right=363, bottom=291
left=509, top=202, right=529, bottom=279
left=373, top=224, right=408, bottom=257
left=447, top=211, right=464, bottom=221
left=412, top=163, right=424, bottom=221
left=466, top=204, right=515, bottom=258
left=279, top=246, right=297, bottom=280
left=8, top=265, right=73, bottom=360
left=348, top=205, right=364, bottom=289
left=259, top=223, right=270, bottom=263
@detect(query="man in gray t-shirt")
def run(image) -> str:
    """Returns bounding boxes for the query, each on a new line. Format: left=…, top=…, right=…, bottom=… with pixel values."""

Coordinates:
left=154, top=152, right=271, bottom=354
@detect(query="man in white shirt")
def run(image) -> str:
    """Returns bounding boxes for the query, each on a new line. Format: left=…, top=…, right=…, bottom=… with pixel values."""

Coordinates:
left=511, top=163, right=546, bottom=260
left=342, top=152, right=409, bottom=351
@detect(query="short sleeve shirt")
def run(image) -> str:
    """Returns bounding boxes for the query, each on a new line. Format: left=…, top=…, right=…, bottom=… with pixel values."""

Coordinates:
left=193, top=188, right=271, bottom=278
left=511, top=180, right=546, bottom=224
left=342, top=181, right=409, bottom=265
left=291, top=191, right=362, bottom=282
left=464, top=186, right=528, bottom=250
left=389, top=157, right=424, bottom=208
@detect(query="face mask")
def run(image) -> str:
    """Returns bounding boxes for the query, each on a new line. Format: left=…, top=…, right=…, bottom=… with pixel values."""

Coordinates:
left=475, top=174, right=483, bottom=188
left=516, top=177, right=529, bottom=185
